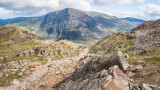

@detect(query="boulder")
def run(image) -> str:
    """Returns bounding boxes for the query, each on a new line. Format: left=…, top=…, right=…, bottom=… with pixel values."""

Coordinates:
left=109, top=51, right=129, bottom=71
left=107, top=65, right=129, bottom=90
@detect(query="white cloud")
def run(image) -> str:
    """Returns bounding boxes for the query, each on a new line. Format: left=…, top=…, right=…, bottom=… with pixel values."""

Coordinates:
left=94, top=0, right=133, bottom=5
left=136, top=0, right=146, bottom=3
left=139, top=4, right=160, bottom=20
left=0, top=7, right=12, bottom=15
left=0, top=0, right=92, bottom=18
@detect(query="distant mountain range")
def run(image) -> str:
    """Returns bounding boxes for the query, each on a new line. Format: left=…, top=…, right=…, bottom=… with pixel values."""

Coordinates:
left=2, top=8, right=146, bottom=40
left=0, top=17, right=38, bottom=26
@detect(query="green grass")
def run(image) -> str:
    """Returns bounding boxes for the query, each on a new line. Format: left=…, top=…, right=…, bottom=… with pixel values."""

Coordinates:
left=0, top=69, right=24, bottom=87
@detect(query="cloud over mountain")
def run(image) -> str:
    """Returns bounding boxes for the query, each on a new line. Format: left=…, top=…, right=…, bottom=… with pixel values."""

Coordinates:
left=0, top=0, right=160, bottom=20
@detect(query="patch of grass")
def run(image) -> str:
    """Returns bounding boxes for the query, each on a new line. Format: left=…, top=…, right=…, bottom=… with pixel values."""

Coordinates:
left=145, top=56, right=160, bottom=69
left=0, top=69, right=24, bottom=87
left=127, top=48, right=160, bottom=69
left=92, top=49, right=99, bottom=54
left=55, top=80, right=65, bottom=88
left=132, top=72, right=160, bottom=87
left=32, top=54, right=47, bottom=64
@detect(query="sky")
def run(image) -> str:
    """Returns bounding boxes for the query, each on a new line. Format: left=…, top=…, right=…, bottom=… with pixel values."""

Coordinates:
left=0, top=0, right=160, bottom=20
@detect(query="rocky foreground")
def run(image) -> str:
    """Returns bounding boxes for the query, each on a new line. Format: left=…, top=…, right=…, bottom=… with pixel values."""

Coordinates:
left=55, top=51, right=159, bottom=90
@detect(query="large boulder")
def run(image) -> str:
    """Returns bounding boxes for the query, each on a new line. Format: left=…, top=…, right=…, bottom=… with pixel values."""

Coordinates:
left=109, top=51, right=129, bottom=71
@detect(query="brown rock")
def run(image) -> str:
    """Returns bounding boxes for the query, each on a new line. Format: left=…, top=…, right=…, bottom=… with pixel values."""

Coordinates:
left=108, top=65, right=129, bottom=90
left=138, top=65, right=156, bottom=76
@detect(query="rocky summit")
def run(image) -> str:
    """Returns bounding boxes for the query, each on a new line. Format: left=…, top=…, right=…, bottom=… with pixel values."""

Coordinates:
left=9, top=8, right=143, bottom=41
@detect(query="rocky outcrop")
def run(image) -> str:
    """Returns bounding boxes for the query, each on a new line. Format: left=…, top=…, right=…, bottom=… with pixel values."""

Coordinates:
left=0, top=26, right=37, bottom=44
left=55, top=51, right=132, bottom=90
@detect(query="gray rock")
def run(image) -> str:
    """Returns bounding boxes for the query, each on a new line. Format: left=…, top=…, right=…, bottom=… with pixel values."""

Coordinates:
left=141, top=83, right=152, bottom=90
left=109, top=51, right=129, bottom=71
left=29, top=50, right=35, bottom=56
left=6, top=61, right=20, bottom=69
left=124, top=54, right=129, bottom=59
left=4, top=56, right=9, bottom=63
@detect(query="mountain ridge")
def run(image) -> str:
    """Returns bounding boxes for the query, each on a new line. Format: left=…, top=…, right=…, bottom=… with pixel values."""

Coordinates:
left=8, top=8, right=144, bottom=40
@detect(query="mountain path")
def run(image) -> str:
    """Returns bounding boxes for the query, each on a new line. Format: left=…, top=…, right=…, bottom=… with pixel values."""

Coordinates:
left=0, top=47, right=89, bottom=90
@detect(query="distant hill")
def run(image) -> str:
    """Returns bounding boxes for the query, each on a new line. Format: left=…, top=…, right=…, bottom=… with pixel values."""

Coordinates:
left=122, top=17, right=146, bottom=25
left=0, top=17, right=38, bottom=26
left=8, top=8, right=143, bottom=40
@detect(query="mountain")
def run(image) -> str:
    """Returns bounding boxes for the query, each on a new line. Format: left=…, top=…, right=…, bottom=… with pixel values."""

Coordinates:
left=122, top=17, right=146, bottom=25
left=90, top=19, right=160, bottom=54
left=0, top=17, right=38, bottom=26
left=9, top=8, right=141, bottom=40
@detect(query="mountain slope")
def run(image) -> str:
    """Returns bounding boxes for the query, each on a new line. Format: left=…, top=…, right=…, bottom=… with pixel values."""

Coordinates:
left=9, top=8, right=140, bottom=40
left=89, top=19, right=160, bottom=87
left=122, top=17, right=146, bottom=25
left=0, top=17, right=38, bottom=26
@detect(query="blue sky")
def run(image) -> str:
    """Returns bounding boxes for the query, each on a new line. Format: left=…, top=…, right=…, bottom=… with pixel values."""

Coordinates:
left=0, top=0, right=160, bottom=20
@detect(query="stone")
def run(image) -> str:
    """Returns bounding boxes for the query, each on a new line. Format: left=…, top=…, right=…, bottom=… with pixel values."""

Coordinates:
left=16, top=52, right=23, bottom=57
left=0, top=64, right=6, bottom=71
left=23, top=51, right=29, bottom=56
left=109, top=51, right=129, bottom=71
left=11, top=69, right=19, bottom=72
left=4, top=56, right=9, bottom=63
left=141, top=83, right=152, bottom=90
left=138, top=65, right=156, bottom=76
left=0, top=57, right=3, bottom=61
left=12, top=79, right=20, bottom=85
left=125, top=71, right=137, bottom=77
left=29, top=62, right=41, bottom=68
left=21, top=68, right=26, bottom=72
left=124, top=54, right=129, bottom=59
left=103, top=65, right=130, bottom=90
left=29, top=50, right=35, bottom=56
left=135, top=60, right=147, bottom=66
left=18, top=72, right=23, bottom=76
left=99, top=70, right=108, bottom=78
left=6, top=61, right=20, bottom=69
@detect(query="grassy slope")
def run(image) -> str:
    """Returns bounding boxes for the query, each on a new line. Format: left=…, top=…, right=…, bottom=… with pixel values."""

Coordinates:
left=0, top=27, right=79, bottom=86
left=90, top=32, right=160, bottom=86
